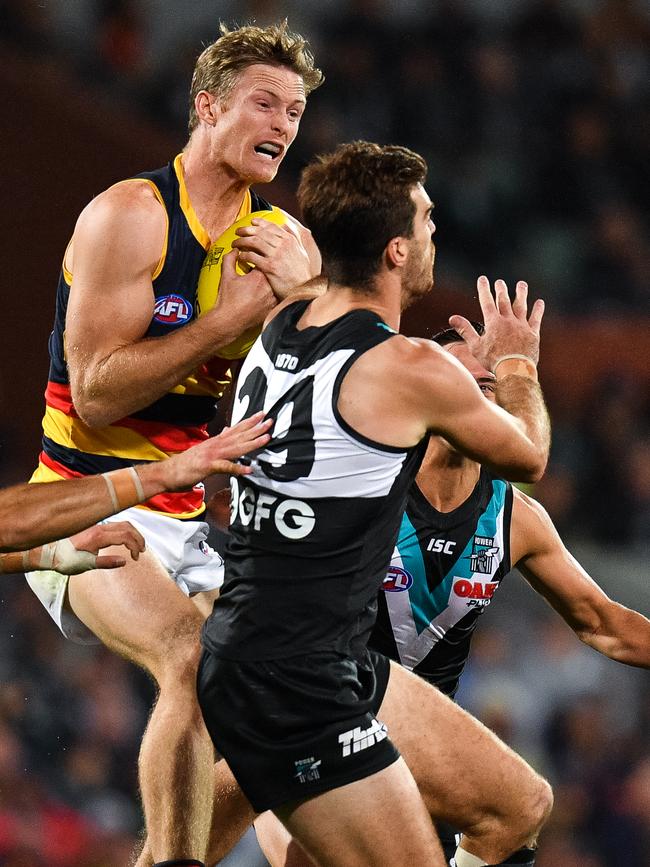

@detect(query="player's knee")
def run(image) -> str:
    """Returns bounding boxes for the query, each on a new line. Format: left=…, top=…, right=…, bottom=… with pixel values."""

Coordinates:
left=153, top=615, right=203, bottom=687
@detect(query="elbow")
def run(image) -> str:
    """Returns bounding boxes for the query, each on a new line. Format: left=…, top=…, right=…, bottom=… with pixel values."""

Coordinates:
left=72, top=386, right=116, bottom=429
left=508, top=455, right=548, bottom=484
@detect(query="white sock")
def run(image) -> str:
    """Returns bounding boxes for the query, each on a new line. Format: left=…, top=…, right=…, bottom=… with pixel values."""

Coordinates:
left=453, top=848, right=488, bottom=867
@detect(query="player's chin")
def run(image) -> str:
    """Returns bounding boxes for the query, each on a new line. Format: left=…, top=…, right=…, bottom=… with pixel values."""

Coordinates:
left=246, top=156, right=283, bottom=184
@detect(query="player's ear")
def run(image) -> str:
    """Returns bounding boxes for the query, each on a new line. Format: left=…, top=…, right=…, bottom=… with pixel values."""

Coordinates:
left=385, top=235, right=409, bottom=269
left=195, top=91, right=219, bottom=126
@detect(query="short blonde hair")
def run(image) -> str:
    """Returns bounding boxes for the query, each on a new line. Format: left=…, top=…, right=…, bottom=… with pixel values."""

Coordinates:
left=188, top=21, right=324, bottom=133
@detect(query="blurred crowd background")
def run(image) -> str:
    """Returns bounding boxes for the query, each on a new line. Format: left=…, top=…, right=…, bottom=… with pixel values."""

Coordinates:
left=0, top=0, right=648, bottom=865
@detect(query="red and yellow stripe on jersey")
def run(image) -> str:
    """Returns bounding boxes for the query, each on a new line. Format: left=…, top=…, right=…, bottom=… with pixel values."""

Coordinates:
left=35, top=155, right=272, bottom=517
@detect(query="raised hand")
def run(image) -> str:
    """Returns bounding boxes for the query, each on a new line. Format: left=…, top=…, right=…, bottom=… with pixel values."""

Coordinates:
left=161, top=412, right=273, bottom=491
left=449, top=276, right=545, bottom=373
left=232, top=214, right=320, bottom=298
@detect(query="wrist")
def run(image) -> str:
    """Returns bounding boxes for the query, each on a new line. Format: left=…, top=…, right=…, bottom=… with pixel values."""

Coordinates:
left=493, top=354, right=538, bottom=382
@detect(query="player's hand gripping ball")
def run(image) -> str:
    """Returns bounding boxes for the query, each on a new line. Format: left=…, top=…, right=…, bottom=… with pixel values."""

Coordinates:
left=196, top=206, right=287, bottom=359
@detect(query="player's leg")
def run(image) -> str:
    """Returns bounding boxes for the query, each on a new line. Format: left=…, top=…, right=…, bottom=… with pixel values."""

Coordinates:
left=65, top=545, right=214, bottom=863
left=378, top=663, right=553, bottom=865
left=138, top=756, right=256, bottom=866
left=274, top=758, right=446, bottom=867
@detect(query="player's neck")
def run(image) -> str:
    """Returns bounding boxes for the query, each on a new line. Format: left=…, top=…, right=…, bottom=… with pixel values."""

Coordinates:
left=300, top=278, right=401, bottom=331
left=416, top=446, right=480, bottom=513
left=181, top=146, right=250, bottom=241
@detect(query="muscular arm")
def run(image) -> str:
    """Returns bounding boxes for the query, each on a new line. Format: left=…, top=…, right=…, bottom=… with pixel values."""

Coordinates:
left=513, top=490, right=650, bottom=667
left=66, top=183, right=275, bottom=427
left=0, top=413, right=270, bottom=554
left=341, top=338, right=548, bottom=482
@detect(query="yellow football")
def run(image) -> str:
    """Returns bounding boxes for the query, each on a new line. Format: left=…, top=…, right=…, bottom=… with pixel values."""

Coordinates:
left=196, top=206, right=287, bottom=359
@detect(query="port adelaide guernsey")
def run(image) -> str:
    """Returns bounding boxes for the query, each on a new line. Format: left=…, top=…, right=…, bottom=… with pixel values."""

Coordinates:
left=202, top=299, right=428, bottom=662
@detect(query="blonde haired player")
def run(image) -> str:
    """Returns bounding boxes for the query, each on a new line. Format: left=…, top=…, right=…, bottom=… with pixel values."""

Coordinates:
left=26, top=21, right=321, bottom=867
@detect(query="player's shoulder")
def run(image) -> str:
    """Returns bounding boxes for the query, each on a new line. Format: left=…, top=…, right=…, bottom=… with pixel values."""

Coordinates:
left=378, top=335, right=467, bottom=386
left=77, top=177, right=165, bottom=231
left=74, top=178, right=167, bottom=252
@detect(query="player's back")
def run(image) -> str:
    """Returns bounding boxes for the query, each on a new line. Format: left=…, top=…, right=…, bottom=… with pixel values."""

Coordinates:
left=203, top=299, right=427, bottom=662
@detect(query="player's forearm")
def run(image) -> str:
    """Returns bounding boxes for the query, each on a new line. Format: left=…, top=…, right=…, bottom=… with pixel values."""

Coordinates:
left=73, top=316, right=245, bottom=427
left=0, top=466, right=167, bottom=553
left=578, top=603, right=650, bottom=667
left=495, top=375, right=551, bottom=481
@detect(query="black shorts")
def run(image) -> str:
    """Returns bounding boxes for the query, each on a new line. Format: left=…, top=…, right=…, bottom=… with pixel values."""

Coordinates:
left=197, top=646, right=396, bottom=813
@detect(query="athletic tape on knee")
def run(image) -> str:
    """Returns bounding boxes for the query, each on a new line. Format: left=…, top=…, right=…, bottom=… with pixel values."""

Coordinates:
left=23, top=538, right=97, bottom=574
left=102, top=466, right=146, bottom=512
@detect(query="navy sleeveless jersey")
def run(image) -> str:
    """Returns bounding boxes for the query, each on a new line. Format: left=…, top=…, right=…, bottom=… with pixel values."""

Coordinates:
left=369, top=469, right=513, bottom=697
left=202, top=300, right=428, bottom=661
left=37, top=154, right=270, bottom=517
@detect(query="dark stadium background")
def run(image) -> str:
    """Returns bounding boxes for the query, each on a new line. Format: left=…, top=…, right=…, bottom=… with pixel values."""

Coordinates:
left=0, top=1, right=648, bottom=865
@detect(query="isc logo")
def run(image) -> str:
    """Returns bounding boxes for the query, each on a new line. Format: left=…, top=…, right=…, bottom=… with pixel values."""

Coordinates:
left=275, top=353, right=299, bottom=370
left=383, top=565, right=413, bottom=592
left=427, top=538, right=456, bottom=555
left=153, top=294, right=193, bottom=325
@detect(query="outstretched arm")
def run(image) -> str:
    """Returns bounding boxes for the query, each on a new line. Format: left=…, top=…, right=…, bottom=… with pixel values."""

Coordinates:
left=513, top=490, right=650, bottom=667
left=0, top=413, right=271, bottom=555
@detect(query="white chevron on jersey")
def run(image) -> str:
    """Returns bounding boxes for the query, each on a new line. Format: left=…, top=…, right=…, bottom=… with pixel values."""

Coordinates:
left=385, top=504, right=507, bottom=670
left=232, top=335, right=410, bottom=500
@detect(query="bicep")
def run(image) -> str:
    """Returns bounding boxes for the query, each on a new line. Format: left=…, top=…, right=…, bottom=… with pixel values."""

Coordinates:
left=65, top=188, right=164, bottom=373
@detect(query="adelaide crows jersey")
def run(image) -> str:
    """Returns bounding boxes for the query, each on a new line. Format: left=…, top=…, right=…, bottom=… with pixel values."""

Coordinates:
left=370, top=469, right=513, bottom=697
left=34, top=154, right=271, bottom=518
left=202, top=300, right=428, bottom=661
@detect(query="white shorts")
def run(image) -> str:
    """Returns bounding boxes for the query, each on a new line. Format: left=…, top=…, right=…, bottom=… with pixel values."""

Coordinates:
left=25, top=507, right=224, bottom=645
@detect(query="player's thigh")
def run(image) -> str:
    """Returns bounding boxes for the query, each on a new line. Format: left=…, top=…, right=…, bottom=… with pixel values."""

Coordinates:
left=65, top=545, right=205, bottom=678
left=275, top=757, right=445, bottom=867
left=379, top=662, right=542, bottom=827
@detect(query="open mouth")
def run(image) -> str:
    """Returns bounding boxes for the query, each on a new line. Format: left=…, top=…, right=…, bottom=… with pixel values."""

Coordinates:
left=254, top=142, right=283, bottom=160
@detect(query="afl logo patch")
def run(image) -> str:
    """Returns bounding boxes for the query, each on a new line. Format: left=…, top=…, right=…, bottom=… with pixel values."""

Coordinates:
left=383, top=565, right=413, bottom=592
left=153, top=294, right=193, bottom=325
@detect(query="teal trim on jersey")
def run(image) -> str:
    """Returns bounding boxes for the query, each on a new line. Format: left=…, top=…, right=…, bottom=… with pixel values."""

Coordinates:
left=395, top=511, right=430, bottom=634
left=376, top=323, right=397, bottom=334
left=399, top=478, right=507, bottom=634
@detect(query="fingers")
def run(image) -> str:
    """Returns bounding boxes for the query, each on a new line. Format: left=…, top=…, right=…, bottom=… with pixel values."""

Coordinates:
left=512, top=280, right=529, bottom=319
left=528, top=297, right=545, bottom=335
left=448, top=315, right=480, bottom=351
left=475, top=275, right=497, bottom=321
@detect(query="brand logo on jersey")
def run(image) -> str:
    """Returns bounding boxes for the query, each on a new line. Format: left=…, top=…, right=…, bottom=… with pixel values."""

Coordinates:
left=275, top=353, right=299, bottom=371
left=453, top=578, right=498, bottom=607
left=231, top=478, right=315, bottom=540
left=469, top=535, right=499, bottom=574
left=338, top=719, right=388, bottom=757
left=203, top=247, right=224, bottom=270
left=294, top=756, right=321, bottom=783
left=427, top=538, right=457, bottom=555
left=383, top=565, right=413, bottom=592
left=153, top=294, right=193, bottom=325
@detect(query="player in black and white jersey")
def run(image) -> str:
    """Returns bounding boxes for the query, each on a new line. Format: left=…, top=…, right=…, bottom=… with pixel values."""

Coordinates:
left=198, top=140, right=553, bottom=867
left=370, top=325, right=650, bottom=866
